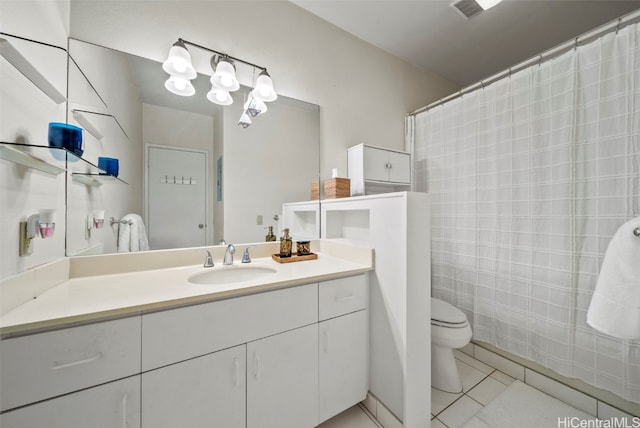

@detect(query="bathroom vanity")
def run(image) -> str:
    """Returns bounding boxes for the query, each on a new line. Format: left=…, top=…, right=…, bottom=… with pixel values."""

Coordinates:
left=0, top=242, right=372, bottom=428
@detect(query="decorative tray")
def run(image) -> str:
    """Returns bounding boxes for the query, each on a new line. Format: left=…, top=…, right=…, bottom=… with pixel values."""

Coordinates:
left=271, top=253, right=318, bottom=263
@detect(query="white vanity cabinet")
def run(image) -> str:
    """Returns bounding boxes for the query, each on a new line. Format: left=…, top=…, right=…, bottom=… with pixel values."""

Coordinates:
left=0, top=273, right=369, bottom=428
left=0, top=316, right=141, bottom=412
left=0, top=376, right=140, bottom=428
left=318, top=275, right=368, bottom=424
left=247, top=324, right=319, bottom=428
left=347, top=143, right=411, bottom=196
left=141, top=345, right=246, bottom=428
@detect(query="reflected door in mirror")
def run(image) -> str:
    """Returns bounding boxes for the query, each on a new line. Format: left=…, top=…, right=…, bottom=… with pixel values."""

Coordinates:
left=147, top=146, right=208, bottom=249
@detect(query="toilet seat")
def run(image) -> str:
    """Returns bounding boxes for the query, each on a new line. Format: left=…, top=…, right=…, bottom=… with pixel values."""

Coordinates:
left=431, top=298, right=469, bottom=328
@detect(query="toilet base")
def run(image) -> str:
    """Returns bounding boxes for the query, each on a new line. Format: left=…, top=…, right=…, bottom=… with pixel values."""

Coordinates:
left=431, top=345, right=463, bottom=393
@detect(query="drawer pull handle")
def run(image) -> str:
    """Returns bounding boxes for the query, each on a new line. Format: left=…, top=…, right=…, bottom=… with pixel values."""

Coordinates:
left=121, top=392, right=128, bottom=428
left=234, top=357, right=241, bottom=387
left=323, top=330, right=330, bottom=354
left=336, top=293, right=354, bottom=302
left=51, top=352, right=102, bottom=370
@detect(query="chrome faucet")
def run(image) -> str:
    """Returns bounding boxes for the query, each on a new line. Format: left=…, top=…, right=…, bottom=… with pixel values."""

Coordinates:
left=224, top=244, right=236, bottom=265
left=203, top=250, right=214, bottom=268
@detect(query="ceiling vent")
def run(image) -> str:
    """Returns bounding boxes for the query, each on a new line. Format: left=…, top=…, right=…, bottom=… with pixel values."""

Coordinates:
left=451, top=0, right=484, bottom=19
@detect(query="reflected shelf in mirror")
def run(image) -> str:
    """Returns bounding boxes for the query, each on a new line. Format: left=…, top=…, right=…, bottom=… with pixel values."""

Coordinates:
left=71, top=173, right=128, bottom=187
left=71, top=108, right=129, bottom=142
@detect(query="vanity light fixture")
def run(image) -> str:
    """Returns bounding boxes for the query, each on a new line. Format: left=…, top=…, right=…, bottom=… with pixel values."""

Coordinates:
left=210, top=55, right=240, bottom=92
left=164, top=75, right=196, bottom=97
left=207, top=87, right=233, bottom=106
left=162, top=38, right=278, bottom=114
left=250, top=70, right=278, bottom=102
left=162, top=40, right=197, bottom=80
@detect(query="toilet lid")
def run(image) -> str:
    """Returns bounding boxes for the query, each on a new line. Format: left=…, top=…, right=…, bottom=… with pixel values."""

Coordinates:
left=431, top=298, right=468, bottom=327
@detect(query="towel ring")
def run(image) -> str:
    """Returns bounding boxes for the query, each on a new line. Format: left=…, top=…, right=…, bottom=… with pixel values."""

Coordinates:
left=634, top=227, right=640, bottom=237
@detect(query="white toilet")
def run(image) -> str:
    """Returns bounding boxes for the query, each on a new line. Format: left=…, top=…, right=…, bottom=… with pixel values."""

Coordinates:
left=431, top=297, right=473, bottom=393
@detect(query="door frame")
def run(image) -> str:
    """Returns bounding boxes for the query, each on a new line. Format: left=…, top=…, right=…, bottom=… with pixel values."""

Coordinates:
left=144, top=143, right=211, bottom=247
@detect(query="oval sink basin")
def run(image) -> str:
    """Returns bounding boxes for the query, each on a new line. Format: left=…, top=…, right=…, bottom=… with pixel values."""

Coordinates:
left=188, top=265, right=277, bottom=285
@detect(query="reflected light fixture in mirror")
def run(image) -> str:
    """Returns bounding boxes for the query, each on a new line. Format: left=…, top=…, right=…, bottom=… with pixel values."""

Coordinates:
left=207, top=87, right=233, bottom=106
left=238, top=110, right=252, bottom=128
left=162, top=38, right=278, bottom=127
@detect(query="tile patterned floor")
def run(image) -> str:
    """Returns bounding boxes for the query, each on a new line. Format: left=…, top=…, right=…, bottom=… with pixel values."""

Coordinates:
left=321, top=349, right=516, bottom=428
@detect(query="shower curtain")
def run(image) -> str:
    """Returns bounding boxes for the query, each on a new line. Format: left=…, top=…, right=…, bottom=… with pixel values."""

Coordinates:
left=412, top=23, right=640, bottom=403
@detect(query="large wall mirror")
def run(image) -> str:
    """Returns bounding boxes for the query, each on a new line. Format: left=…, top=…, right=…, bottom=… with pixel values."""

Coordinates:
left=65, top=39, right=320, bottom=256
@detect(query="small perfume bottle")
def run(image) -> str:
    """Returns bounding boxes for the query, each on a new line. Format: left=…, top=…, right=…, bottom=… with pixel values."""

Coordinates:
left=265, top=225, right=276, bottom=242
left=279, top=228, right=292, bottom=257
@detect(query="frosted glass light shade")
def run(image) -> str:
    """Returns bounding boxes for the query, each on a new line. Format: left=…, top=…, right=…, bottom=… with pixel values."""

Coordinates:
left=244, top=96, right=267, bottom=117
left=250, top=70, right=277, bottom=102
left=162, top=41, right=197, bottom=79
left=238, top=111, right=252, bottom=128
left=207, top=88, right=233, bottom=105
left=476, top=0, right=503, bottom=10
left=211, top=58, right=240, bottom=92
left=164, top=76, right=195, bottom=96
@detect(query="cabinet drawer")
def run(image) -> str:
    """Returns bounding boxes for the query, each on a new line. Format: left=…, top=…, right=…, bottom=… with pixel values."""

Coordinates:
left=319, top=275, right=367, bottom=321
left=0, top=376, right=140, bottom=428
left=0, top=316, right=141, bottom=411
left=142, top=283, right=318, bottom=371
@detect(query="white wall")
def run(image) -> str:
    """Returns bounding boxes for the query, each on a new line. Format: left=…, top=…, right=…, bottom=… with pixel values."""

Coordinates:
left=142, top=103, right=215, bottom=245
left=0, top=1, right=70, bottom=279
left=68, top=0, right=459, bottom=184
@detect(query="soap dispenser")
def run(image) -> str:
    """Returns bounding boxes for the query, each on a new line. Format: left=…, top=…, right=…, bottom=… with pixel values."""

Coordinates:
left=279, top=228, right=292, bottom=257
left=265, top=225, right=276, bottom=242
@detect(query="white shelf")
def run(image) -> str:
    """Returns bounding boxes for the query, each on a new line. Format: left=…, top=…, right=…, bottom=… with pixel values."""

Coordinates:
left=71, top=173, right=128, bottom=187
left=0, top=37, right=66, bottom=104
left=0, top=144, right=65, bottom=175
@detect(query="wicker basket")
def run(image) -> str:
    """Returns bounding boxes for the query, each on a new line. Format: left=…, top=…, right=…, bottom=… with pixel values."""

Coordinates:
left=323, top=178, right=350, bottom=199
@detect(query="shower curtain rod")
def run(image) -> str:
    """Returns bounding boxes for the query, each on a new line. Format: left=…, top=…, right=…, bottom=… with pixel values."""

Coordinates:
left=409, top=8, right=640, bottom=116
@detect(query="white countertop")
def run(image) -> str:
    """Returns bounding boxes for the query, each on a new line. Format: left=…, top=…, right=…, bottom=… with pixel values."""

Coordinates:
left=0, top=251, right=372, bottom=337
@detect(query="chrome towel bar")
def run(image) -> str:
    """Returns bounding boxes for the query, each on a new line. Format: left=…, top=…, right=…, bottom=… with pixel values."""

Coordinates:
left=110, top=217, right=133, bottom=226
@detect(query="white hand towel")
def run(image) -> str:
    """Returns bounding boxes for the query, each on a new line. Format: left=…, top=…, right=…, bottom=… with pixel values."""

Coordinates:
left=587, top=216, right=640, bottom=340
left=117, top=214, right=149, bottom=253
left=117, top=220, right=131, bottom=253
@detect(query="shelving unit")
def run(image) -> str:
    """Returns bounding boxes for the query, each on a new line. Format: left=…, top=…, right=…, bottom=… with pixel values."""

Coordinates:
left=0, top=36, right=67, bottom=104
left=71, top=173, right=128, bottom=187
left=1, top=142, right=127, bottom=187
left=0, top=143, right=65, bottom=175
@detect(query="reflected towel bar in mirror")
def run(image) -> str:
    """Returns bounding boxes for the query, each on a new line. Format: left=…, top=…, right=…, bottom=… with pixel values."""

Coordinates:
left=110, top=217, right=133, bottom=226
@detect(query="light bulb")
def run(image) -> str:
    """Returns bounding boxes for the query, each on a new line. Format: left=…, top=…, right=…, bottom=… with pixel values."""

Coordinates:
left=174, top=62, right=187, bottom=73
left=174, top=79, right=186, bottom=90
left=221, top=75, right=233, bottom=88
